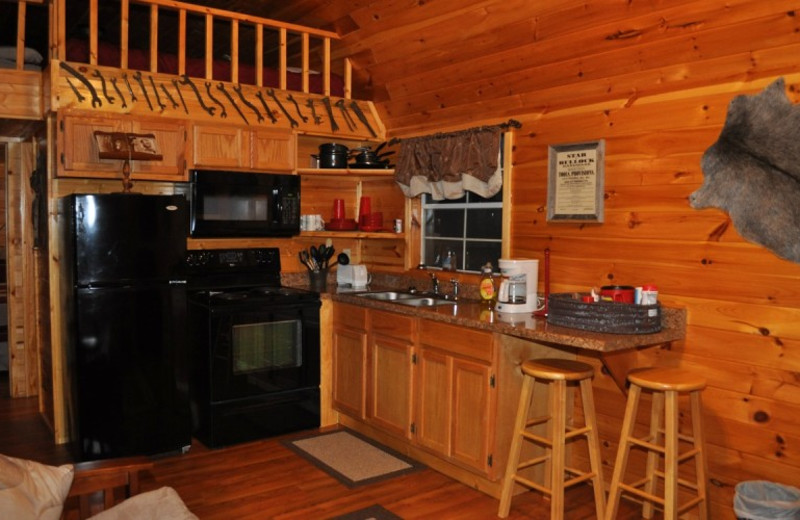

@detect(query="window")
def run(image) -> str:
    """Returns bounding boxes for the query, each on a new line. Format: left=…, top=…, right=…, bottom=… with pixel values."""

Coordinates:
left=420, top=133, right=505, bottom=273
left=421, top=191, right=503, bottom=272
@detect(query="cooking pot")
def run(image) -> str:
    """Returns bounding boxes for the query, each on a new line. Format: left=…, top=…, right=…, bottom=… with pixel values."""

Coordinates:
left=349, top=146, right=395, bottom=168
left=600, top=285, right=635, bottom=303
left=315, top=143, right=349, bottom=168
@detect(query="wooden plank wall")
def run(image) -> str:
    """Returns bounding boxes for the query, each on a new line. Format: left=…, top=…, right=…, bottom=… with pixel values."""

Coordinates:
left=4, top=140, right=37, bottom=399
left=370, top=1, right=800, bottom=518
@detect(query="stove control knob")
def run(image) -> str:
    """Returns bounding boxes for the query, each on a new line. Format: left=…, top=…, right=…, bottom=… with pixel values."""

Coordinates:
left=186, top=251, right=213, bottom=267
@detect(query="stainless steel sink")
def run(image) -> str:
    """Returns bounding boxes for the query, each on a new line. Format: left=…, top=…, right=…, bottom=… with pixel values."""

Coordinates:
left=355, top=291, right=456, bottom=307
left=393, top=297, right=456, bottom=307
left=358, top=291, right=456, bottom=307
left=356, top=291, right=418, bottom=301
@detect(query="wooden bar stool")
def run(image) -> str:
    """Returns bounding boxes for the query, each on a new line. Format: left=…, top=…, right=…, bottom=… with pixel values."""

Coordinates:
left=498, top=358, right=606, bottom=519
left=605, top=367, right=709, bottom=520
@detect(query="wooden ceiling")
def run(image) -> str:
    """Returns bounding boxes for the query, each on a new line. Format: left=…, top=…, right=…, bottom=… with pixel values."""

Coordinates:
left=3, top=0, right=680, bottom=137
left=167, top=0, right=526, bottom=135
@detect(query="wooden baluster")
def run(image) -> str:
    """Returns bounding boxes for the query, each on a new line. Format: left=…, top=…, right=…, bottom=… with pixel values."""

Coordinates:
left=255, top=24, right=263, bottom=87
left=279, top=27, right=287, bottom=91
left=323, top=37, right=331, bottom=97
left=178, top=8, right=186, bottom=76
left=344, top=57, right=352, bottom=100
left=15, top=1, right=25, bottom=70
left=205, top=13, right=213, bottom=80
left=120, top=0, right=129, bottom=69
left=301, top=32, right=309, bottom=94
left=51, top=0, right=66, bottom=61
left=149, top=4, right=158, bottom=73
left=231, top=19, right=238, bottom=83
left=89, top=0, right=98, bottom=65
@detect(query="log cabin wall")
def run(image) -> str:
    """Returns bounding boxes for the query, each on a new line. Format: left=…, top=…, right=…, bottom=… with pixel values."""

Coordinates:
left=341, top=1, right=800, bottom=518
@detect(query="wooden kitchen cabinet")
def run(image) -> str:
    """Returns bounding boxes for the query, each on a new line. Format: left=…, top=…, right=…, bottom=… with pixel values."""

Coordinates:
left=191, top=123, right=295, bottom=171
left=191, top=124, right=247, bottom=168
left=331, top=302, right=497, bottom=479
left=252, top=128, right=296, bottom=171
left=57, top=112, right=188, bottom=181
left=367, top=310, right=415, bottom=439
left=416, top=320, right=496, bottom=477
left=331, top=304, right=368, bottom=419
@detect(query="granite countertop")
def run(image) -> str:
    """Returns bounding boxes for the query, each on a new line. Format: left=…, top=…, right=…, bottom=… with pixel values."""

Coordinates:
left=284, top=273, right=687, bottom=353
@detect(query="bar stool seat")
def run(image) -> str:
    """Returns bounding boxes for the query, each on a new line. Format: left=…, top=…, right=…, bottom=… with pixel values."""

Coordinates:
left=605, top=367, right=709, bottom=520
left=498, top=358, right=606, bottom=519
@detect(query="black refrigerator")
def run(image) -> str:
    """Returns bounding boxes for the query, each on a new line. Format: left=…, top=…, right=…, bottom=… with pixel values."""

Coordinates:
left=61, top=193, right=192, bottom=461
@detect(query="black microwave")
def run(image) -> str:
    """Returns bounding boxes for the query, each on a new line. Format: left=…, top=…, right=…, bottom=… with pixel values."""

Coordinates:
left=189, top=170, right=300, bottom=238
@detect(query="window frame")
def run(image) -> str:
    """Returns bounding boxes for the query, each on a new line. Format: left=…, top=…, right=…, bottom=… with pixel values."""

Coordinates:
left=415, top=131, right=513, bottom=273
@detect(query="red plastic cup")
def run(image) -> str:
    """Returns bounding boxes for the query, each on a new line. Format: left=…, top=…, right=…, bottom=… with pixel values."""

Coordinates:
left=359, top=196, right=371, bottom=218
left=332, top=198, right=345, bottom=220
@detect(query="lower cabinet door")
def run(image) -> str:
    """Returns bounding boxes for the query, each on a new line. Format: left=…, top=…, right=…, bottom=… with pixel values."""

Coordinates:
left=451, top=357, right=493, bottom=475
left=415, top=347, right=495, bottom=476
left=332, top=326, right=367, bottom=419
left=368, top=333, right=414, bottom=438
left=415, top=347, right=450, bottom=455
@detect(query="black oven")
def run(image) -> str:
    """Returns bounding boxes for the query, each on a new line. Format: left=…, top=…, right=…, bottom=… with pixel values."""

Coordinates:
left=185, top=248, right=321, bottom=448
left=189, top=169, right=300, bottom=238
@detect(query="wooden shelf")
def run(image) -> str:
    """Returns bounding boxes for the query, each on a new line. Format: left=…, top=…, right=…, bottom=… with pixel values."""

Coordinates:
left=300, top=230, right=404, bottom=239
left=297, top=167, right=395, bottom=177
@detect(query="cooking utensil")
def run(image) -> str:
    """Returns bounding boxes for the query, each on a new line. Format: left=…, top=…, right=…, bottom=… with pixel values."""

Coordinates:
left=349, top=146, right=393, bottom=168
left=298, top=250, right=314, bottom=271
left=316, top=143, right=350, bottom=168
left=329, top=252, right=350, bottom=268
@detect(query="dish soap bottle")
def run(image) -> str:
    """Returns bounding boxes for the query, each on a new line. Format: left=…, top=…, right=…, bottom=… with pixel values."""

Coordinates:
left=479, top=262, right=496, bottom=307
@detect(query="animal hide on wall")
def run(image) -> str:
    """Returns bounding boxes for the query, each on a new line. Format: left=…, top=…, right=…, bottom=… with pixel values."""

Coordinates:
left=690, top=78, right=800, bottom=263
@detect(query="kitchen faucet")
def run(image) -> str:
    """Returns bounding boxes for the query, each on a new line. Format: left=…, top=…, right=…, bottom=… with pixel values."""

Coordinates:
left=430, top=272, right=439, bottom=295
left=450, top=278, right=460, bottom=301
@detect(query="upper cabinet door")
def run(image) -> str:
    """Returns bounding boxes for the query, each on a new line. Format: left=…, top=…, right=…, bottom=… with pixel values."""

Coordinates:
left=58, top=114, right=125, bottom=177
left=190, top=124, right=296, bottom=172
left=191, top=124, right=249, bottom=169
left=58, top=113, right=188, bottom=181
left=251, top=128, right=296, bottom=172
left=130, top=119, right=188, bottom=181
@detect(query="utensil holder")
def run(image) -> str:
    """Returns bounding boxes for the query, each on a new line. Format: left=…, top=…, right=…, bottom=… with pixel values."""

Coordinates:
left=308, top=269, right=329, bottom=291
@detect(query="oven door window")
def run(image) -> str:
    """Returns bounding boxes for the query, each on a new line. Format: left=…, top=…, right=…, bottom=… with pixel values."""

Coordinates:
left=209, top=304, right=320, bottom=402
left=232, top=319, right=301, bottom=373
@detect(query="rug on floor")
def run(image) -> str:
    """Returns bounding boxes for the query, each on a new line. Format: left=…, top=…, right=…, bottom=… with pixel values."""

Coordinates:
left=330, top=504, right=403, bottom=520
left=283, top=429, right=424, bottom=488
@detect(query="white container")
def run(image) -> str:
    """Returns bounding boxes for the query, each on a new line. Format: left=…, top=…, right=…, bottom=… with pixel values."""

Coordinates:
left=641, top=284, right=658, bottom=305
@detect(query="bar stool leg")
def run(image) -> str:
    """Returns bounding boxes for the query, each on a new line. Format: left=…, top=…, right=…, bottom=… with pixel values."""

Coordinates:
left=692, top=390, right=710, bottom=520
left=498, top=374, right=535, bottom=518
left=605, top=384, right=642, bottom=520
left=642, top=391, right=664, bottom=519
left=664, top=390, right=679, bottom=520
left=579, top=377, right=607, bottom=520
left=550, top=379, right=567, bottom=520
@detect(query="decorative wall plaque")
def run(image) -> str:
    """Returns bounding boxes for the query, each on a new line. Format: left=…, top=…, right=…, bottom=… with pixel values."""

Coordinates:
left=547, top=139, right=605, bottom=222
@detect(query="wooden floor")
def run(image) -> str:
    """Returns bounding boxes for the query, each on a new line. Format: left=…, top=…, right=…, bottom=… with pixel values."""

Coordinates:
left=0, top=373, right=644, bottom=519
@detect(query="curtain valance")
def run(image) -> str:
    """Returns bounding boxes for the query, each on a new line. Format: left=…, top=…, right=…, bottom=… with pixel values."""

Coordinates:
left=392, top=120, right=520, bottom=200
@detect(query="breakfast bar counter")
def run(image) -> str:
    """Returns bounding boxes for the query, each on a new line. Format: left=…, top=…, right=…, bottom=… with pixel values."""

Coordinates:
left=282, top=274, right=688, bottom=498
left=330, top=290, right=686, bottom=354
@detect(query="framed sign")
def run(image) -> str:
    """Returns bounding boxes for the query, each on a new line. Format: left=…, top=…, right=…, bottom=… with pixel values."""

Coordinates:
left=94, top=131, right=163, bottom=161
left=547, top=139, right=605, bottom=222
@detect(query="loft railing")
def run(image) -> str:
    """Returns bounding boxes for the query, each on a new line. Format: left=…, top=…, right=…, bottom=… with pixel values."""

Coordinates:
left=49, top=0, right=351, bottom=97
left=2, top=0, right=44, bottom=70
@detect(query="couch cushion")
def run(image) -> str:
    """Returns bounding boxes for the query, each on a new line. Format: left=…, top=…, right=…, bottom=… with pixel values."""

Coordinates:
left=88, top=486, right=197, bottom=520
left=0, top=454, right=74, bottom=520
